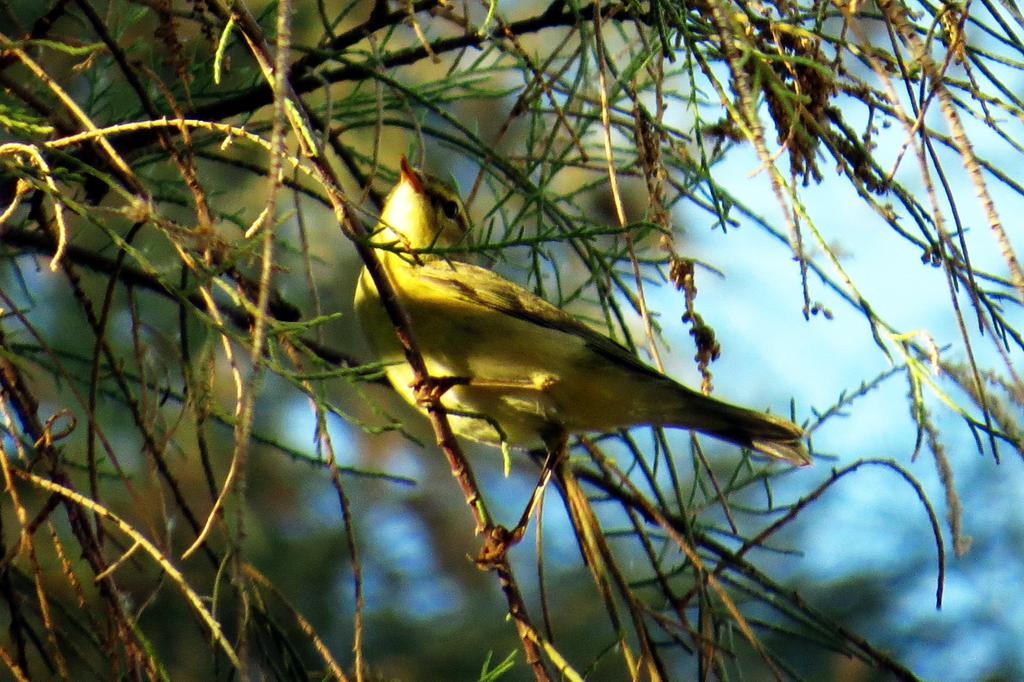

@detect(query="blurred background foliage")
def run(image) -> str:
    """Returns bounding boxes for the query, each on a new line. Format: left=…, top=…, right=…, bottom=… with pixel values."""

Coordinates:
left=0, top=0, right=1022, bottom=679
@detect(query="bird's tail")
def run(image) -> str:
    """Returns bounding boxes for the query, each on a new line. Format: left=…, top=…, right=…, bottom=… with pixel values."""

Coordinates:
left=660, top=388, right=811, bottom=466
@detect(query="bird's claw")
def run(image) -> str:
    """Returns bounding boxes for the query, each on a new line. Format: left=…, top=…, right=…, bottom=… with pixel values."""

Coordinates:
left=474, top=524, right=525, bottom=569
left=411, top=375, right=469, bottom=406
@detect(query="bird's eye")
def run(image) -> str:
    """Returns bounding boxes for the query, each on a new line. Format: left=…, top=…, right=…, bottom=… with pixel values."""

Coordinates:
left=440, top=198, right=460, bottom=221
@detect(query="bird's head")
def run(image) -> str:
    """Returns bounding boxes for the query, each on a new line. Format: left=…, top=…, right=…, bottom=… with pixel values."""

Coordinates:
left=375, top=157, right=471, bottom=260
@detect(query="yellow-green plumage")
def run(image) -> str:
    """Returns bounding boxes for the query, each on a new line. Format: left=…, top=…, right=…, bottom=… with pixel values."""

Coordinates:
left=354, top=162, right=810, bottom=466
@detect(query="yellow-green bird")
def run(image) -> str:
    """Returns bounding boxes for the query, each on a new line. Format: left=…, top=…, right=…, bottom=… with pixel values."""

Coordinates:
left=354, top=160, right=810, bottom=466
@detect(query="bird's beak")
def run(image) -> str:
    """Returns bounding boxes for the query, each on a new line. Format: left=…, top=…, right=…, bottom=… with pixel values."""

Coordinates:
left=399, top=156, right=424, bottom=195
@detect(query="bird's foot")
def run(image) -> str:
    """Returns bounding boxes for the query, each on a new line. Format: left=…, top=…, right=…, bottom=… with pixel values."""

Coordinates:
left=474, top=436, right=566, bottom=570
left=411, top=375, right=469, bottom=406
left=474, top=524, right=525, bottom=569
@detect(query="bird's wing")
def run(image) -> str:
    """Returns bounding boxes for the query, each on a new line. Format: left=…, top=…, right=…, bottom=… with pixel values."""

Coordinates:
left=416, top=261, right=666, bottom=381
